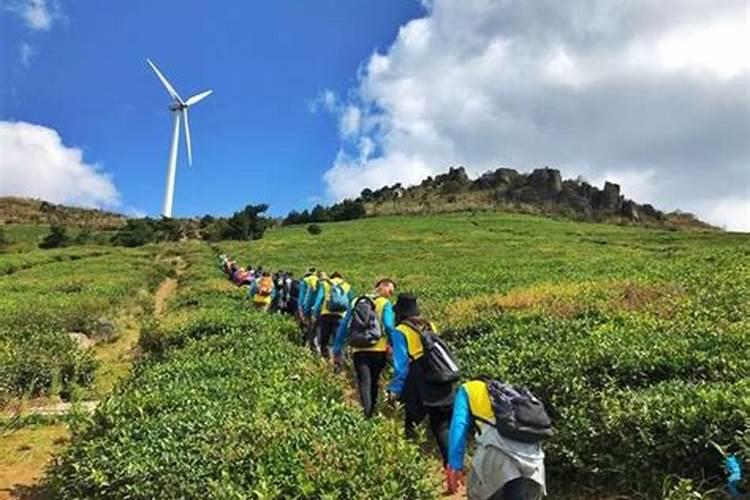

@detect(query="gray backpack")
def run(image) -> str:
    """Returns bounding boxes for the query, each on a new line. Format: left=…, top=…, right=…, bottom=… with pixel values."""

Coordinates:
left=348, top=296, right=383, bottom=348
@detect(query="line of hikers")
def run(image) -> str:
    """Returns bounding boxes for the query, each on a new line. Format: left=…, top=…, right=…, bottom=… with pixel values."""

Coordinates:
left=219, top=255, right=550, bottom=500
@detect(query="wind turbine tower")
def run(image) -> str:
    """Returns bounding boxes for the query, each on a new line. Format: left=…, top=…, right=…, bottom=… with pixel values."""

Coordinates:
left=146, top=58, right=212, bottom=218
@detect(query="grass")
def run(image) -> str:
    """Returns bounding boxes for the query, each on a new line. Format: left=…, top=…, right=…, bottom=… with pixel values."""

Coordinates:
left=3, top=210, right=748, bottom=497
left=220, top=210, right=749, bottom=496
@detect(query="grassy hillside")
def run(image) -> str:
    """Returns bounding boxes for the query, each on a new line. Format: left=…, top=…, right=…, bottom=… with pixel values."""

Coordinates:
left=221, top=211, right=749, bottom=496
left=0, top=197, right=126, bottom=229
left=5, top=211, right=748, bottom=498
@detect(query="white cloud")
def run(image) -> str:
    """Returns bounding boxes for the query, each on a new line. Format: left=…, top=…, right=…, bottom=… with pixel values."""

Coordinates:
left=4, top=0, right=56, bottom=31
left=0, top=121, right=121, bottom=209
left=320, top=0, right=750, bottom=231
left=19, top=42, right=36, bottom=67
left=697, top=196, right=750, bottom=232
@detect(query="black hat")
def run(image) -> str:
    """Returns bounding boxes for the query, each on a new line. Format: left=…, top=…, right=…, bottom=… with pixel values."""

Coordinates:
left=394, top=293, right=420, bottom=318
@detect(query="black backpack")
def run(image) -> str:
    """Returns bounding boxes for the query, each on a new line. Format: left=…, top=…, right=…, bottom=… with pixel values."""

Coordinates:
left=486, top=380, right=553, bottom=443
left=348, top=296, right=383, bottom=348
left=402, top=320, right=460, bottom=384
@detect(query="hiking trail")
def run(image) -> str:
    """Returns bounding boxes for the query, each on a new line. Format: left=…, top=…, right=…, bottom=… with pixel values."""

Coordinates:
left=0, top=256, right=185, bottom=500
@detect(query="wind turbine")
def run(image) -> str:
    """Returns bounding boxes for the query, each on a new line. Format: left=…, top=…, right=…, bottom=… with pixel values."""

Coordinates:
left=146, top=58, right=212, bottom=218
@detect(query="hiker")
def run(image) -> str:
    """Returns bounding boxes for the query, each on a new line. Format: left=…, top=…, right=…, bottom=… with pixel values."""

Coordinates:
left=272, top=271, right=286, bottom=313
left=298, top=267, right=319, bottom=344
left=305, top=271, right=330, bottom=351
left=285, top=272, right=300, bottom=316
left=311, top=271, right=354, bottom=359
left=248, top=271, right=276, bottom=311
left=387, top=293, right=458, bottom=468
left=446, top=379, right=549, bottom=499
left=332, top=278, right=398, bottom=418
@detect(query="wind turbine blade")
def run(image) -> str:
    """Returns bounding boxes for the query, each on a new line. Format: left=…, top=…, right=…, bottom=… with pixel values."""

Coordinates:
left=182, top=109, right=192, bottom=166
left=186, top=90, right=213, bottom=106
left=146, top=59, right=183, bottom=103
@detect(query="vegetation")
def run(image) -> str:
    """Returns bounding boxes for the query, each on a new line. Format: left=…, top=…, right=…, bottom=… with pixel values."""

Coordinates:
left=0, top=227, right=9, bottom=252
left=47, top=244, right=436, bottom=499
left=3, top=209, right=746, bottom=497
left=282, top=166, right=714, bottom=229
left=220, top=211, right=748, bottom=496
left=109, top=204, right=272, bottom=247
left=0, top=197, right=126, bottom=228
left=39, top=224, right=72, bottom=249
left=0, top=246, right=169, bottom=401
left=283, top=199, right=366, bottom=226
left=307, top=223, right=322, bottom=235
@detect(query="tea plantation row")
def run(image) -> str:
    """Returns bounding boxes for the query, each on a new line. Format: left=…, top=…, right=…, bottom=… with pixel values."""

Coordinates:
left=47, top=243, right=437, bottom=499
left=221, top=212, right=750, bottom=496
left=0, top=246, right=169, bottom=402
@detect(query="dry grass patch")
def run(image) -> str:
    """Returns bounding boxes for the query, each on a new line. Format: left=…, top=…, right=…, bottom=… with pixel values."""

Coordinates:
left=446, top=280, right=680, bottom=326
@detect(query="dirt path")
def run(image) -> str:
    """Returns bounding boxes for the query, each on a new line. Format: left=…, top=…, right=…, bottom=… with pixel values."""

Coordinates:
left=0, top=257, right=184, bottom=500
left=154, top=256, right=184, bottom=319
left=154, top=277, right=177, bottom=318
left=0, top=424, right=67, bottom=500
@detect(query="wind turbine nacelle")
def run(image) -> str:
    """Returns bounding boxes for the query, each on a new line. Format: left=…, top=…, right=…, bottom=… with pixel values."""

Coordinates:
left=169, top=102, right=185, bottom=112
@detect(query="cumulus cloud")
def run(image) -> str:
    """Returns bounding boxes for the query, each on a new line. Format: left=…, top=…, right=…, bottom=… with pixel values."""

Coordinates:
left=3, top=0, right=57, bottom=30
left=0, top=121, right=121, bottom=209
left=321, top=0, right=750, bottom=231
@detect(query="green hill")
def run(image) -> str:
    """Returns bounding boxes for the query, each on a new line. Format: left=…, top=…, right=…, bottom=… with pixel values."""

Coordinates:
left=4, top=211, right=748, bottom=498
left=224, top=212, right=749, bottom=495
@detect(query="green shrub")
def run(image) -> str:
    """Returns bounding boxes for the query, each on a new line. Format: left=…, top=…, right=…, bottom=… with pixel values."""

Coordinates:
left=39, top=224, right=71, bottom=249
left=47, top=247, right=435, bottom=498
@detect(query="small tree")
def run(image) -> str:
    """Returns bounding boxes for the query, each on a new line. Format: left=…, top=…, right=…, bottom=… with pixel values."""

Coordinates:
left=223, top=204, right=270, bottom=240
left=39, top=225, right=71, bottom=249
left=307, top=224, right=322, bottom=235
left=74, top=228, right=93, bottom=245
left=111, top=219, right=157, bottom=247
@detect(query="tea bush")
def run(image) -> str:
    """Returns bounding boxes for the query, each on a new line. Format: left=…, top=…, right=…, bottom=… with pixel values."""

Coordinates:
left=47, top=247, right=436, bottom=499
left=221, top=212, right=749, bottom=496
left=0, top=246, right=169, bottom=400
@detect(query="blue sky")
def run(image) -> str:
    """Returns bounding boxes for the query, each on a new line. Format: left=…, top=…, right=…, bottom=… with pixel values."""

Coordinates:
left=1, top=0, right=423, bottom=217
left=1, top=1, right=748, bottom=229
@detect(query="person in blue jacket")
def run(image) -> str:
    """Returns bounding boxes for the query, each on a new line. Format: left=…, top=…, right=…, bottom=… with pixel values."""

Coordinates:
left=387, top=293, right=455, bottom=467
left=297, top=268, right=319, bottom=346
left=311, top=272, right=355, bottom=359
left=332, top=278, right=399, bottom=418
left=446, top=379, right=546, bottom=499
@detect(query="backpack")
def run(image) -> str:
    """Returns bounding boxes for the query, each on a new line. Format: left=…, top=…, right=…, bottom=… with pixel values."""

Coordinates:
left=258, top=276, right=274, bottom=297
left=348, top=296, right=383, bottom=347
left=327, top=281, right=349, bottom=313
left=402, top=320, right=460, bottom=384
left=485, top=380, right=553, bottom=444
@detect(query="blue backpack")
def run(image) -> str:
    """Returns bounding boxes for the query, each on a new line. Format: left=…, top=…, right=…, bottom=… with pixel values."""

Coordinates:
left=327, top=281, right=349, bottom=313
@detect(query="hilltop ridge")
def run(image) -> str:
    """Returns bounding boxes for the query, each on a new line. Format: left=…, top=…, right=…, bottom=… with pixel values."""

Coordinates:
left=0, top=197, right=127, bottom=229
left=360, top=166, right=713, bottom=229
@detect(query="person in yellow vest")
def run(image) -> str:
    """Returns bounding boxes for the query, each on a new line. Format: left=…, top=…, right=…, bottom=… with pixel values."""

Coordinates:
left=298, top=268, right=319, bottom=347
left=446, top=379, right=546, bottom=499
left=331, top=278, right=398, bottom=418
left=310, top=271, right=354, bottom=359
left=248, top=271, right=276, bottom=311
left=387, top=293, right=455, bottom=467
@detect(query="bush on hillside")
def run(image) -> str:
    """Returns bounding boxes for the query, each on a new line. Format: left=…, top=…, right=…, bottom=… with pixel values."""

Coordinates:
left=307, top=224, right=322, bottom=235
left=222, top=204, right=270, bottom=240
left=47, top=250, right=436, bottom=499
left=0, top=228, right=9, bottom=252
left=283, top=199, right=366, bottom=226
left=39, top=225, right=71, bottom=249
